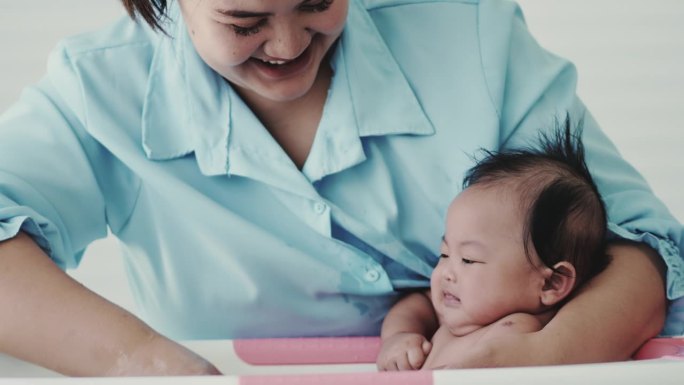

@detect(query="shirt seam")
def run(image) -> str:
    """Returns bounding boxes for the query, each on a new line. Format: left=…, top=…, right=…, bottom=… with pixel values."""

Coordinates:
left=62, top=40, right=152, bottom=59
left=52, top=49, right=132, bottom=236
left=364, top=0, right=479, bottom=12
left=475, top=2, right=503, bottom=121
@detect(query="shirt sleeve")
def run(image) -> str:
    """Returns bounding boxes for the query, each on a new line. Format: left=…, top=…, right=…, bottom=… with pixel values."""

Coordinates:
left=0, top=45, right=108, bottom=269
left=477, top=0, right=684, bottom=305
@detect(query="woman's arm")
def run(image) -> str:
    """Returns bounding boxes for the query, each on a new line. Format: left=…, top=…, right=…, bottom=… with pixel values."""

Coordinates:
left=466, top=1, right=679, bottom=366
left=0, top=233, right=220, bottom=376
left=448, top=241, right=666, bottom=368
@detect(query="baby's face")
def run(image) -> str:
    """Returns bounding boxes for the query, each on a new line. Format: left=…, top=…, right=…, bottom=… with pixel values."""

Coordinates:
left=430, top=186, right=547, bottom=336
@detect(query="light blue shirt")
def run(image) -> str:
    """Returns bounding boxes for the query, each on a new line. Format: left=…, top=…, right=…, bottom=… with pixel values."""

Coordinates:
left=1, top=0, right=683, bottom=338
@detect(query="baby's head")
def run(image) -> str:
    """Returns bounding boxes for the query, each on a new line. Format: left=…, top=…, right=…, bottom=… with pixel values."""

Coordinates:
left=431, top=117, right=610, bottom=335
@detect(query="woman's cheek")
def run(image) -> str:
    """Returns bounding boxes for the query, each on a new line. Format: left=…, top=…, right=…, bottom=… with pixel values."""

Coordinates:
left=198, top=35, right=254, bottom=68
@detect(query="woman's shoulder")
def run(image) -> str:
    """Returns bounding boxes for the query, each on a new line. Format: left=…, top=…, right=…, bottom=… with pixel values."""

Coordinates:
left=53, top=15, right=158, bottom=60
left=359, top=0, right=522, bottom=38
left=359, top=0, right=520, bottom=13
left=42, top=15, right=166, bottom=135
left=46, top=15, right=158, bottom=100
left=359, top=0, right=479, bottom=10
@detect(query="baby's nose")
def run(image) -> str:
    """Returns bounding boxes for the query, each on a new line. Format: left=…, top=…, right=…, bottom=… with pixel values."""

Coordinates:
left=443, top=268, right=456, bottom=282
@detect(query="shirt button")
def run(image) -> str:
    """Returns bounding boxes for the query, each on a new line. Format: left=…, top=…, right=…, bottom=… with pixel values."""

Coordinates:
left=313, top=202, right=327, bottom=214
left=363, top=269, right=381, bottom=282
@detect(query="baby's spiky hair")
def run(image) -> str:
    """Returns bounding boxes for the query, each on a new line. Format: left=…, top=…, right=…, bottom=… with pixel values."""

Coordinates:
left=463, top=115, right=610, bottom=289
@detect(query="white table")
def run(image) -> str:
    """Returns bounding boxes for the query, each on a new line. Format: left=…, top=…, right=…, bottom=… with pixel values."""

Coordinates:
left=1, top=339, right=683, bottom=384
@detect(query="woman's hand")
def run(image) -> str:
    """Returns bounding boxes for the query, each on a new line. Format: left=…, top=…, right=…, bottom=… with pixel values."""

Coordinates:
left=0, top=233, right=221, bottom=376
left=376, top=332, right=432, bottom=371
left=104, top=333, right=221, bottom=376
left=437, top=241, right=667, bottom=368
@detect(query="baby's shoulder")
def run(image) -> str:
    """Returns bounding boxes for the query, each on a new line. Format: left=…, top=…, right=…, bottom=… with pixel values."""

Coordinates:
left=485, top=313, right=544, bottom=335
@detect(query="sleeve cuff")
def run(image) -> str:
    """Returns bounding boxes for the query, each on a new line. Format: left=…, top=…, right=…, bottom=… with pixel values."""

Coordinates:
left=608, top=223, right=684, bottom=336
left=608, top=222, right=684, bottom=301
left=0, top=206, right=70, bottom=270
left=662, top=297, right=684, bottom=337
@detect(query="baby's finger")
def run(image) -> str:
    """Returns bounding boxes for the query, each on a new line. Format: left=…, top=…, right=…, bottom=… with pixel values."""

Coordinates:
left=377, top=354, right=397, bottom=371
left=422, top=339, right=432, bottom=354
left=395, top=353, right=414, bottom=371
left=407, top=347, right=427, bottom=369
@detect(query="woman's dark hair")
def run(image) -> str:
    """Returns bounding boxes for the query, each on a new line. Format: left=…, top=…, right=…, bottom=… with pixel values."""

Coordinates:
left=121, top=0, right=169, bottom=32
left=463, top=115, right=610, bottom=289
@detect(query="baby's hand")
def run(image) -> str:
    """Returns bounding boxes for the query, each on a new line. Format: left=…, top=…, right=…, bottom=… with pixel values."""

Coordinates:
left=376, top=332, right=432, bottom=371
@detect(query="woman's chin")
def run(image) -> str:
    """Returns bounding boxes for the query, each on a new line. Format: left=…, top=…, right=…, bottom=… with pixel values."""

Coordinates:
left=253, top=81, right=317, bottom=103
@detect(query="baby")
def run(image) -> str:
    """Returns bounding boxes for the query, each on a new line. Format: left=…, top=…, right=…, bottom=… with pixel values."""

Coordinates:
left=377, top=117, right=611, bottom=370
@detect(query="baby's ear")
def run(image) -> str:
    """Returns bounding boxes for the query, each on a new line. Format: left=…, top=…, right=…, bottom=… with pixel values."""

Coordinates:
left=540, top=262, right=576, bottom=307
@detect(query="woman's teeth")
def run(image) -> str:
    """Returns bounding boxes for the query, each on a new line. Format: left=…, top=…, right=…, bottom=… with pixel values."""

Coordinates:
left=261, top=58, right=287, bottom=65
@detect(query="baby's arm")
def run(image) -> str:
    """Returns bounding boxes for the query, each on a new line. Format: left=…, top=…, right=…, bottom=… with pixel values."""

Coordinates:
left=377, top=291, right=438, bottom=371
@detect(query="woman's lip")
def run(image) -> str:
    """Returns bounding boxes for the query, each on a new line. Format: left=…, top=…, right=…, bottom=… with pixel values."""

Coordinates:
left=249, top=44, right=313, bottom=80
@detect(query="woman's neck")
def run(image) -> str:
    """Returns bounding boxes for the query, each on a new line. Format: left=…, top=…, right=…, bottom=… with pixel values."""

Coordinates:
left=234, top=64, right=333, bottom=169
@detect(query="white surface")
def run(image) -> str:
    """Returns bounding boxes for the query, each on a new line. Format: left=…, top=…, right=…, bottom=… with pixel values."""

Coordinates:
left=1, top=339, right=684, bottom=383
left=0, top=0, right=683, bottom=379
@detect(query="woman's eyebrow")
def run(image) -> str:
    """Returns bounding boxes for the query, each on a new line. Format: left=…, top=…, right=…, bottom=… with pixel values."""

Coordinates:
left=216, top=9, right=273, bottom=18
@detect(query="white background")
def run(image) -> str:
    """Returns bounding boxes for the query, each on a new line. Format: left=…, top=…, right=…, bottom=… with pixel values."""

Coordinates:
left=0, top=0, right=682, bottom=315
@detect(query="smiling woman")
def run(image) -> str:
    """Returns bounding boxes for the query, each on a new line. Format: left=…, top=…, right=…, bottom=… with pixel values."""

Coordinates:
left=178, top=0, right=347, bottom=101
left=174, top=0, right=349, bottom=168
left=0, top=0, right=682, bottom=377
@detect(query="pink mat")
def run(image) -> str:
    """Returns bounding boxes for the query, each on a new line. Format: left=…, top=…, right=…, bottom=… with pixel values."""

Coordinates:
left=234, top=336, right=684, bottom=365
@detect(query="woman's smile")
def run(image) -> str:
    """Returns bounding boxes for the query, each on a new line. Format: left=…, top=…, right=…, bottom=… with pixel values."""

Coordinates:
left=249, top=42, right=313, bottom=80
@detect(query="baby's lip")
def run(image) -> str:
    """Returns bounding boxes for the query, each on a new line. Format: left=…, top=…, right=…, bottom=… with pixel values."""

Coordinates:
left=442, top=291, right=461, bottom=307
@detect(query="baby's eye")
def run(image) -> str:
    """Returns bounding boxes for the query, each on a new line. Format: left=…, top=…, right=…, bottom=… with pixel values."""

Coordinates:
left=461, top=258, right=476, bottom=264
left=439, top=253, right=449, bottom=259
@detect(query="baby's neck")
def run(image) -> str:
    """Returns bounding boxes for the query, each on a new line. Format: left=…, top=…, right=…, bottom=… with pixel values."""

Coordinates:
left=533, top=308, right=557, bottom=327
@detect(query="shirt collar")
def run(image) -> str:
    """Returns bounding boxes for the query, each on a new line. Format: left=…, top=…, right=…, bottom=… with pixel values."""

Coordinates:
left=141, top=3, right=231, bottom=176
left=342, top=0, right=434, bottom=138
left=141, top=0, right=434, bottom=179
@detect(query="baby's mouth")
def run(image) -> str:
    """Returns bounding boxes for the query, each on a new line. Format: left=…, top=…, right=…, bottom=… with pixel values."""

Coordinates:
left=443, top=292, right=461, bottom=306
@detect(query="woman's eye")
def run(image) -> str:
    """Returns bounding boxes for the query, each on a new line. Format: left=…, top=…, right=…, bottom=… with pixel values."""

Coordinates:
left=231, top=19, right=267, bottom=36
left=299, top=0, right=334, bottom=13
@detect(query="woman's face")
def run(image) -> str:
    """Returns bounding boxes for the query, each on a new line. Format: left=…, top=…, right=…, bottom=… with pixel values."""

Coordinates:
left=179, top=0, right=348, bottom=103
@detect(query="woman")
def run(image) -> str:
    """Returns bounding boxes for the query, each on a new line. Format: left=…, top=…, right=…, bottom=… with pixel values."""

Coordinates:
left=0, top=0, right=680, bottom=376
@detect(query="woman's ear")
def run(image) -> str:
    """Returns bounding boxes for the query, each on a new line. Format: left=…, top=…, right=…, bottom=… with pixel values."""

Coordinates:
left=540, top=261, right=576, bottom=307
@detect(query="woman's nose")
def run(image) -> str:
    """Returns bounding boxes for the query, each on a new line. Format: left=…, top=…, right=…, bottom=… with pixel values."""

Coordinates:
left=263, top=21, right=311, bottom=60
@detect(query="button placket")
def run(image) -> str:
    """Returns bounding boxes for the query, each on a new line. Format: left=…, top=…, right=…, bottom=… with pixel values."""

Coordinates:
left=363, top=267, right=381, bottom=282
left=313, top=201, right=327, bottom=214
